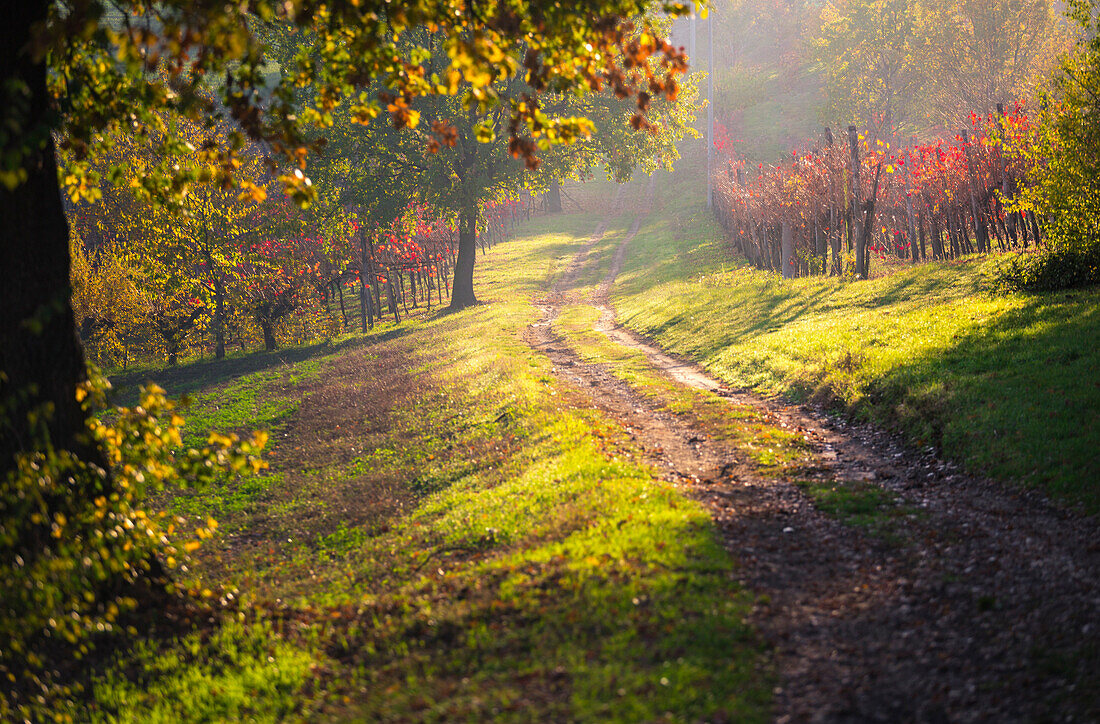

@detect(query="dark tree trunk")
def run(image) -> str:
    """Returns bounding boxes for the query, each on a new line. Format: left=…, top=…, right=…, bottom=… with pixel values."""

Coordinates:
left=546, top=180, right=563, bottom=213
left=1, top=1, right=104, bottom=472
left=369, top=236, right=383, bottom=321
left=213, top=277, right=226, bottom=359
left=365, top=265, right=378, bottom=330
left=449, top=206, right=480, bottom=310
left=336, top=281, right=348, bottom=329
left=387, top=275, right=399, bottom=321
left=260, top=319, right=277, bottom=351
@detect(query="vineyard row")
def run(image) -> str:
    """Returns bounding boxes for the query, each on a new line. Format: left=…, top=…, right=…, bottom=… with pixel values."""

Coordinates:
left=712, top=104, right=1041, bottom=279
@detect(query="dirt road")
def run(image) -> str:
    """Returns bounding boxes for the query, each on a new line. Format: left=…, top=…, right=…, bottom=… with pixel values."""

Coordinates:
left=526, top=177, right=1100, bottom=723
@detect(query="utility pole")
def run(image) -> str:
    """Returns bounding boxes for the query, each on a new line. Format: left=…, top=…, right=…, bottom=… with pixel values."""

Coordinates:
left=706, top=7, right=714, bottom=208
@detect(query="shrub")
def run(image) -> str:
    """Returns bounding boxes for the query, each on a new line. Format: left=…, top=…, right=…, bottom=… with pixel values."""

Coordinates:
left=1006, top=0, right=1100, bottom=294
left=993, top=240, right=1100, bottom=293
left=0, top=371, right=266, bottom=719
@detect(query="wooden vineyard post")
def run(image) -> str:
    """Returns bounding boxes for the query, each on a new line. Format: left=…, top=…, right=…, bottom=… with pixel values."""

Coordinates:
left=847, top=126, right=861, bottom=275
left=736, top=168, right=748, bottom=260
left=917, top=203, right=928, bottom=260
left=369, top=235, right=383, bottom=322
left=814, top=218, right=826, bottom=275
left=961, top=129, right=989, bottom=253
left=825, top=126, right=841, bottom=275
left=359, top=231, right=374, bottom=330
left=781, top=221, right=795, bottom=279
left=920, top=191, right=939, bottom=259
left=905, top=139, right=919, bottom=262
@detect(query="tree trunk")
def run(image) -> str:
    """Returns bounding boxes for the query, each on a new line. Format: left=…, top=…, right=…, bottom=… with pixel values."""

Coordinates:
left=387, top=275, right=399, bottom=321
left=336, top=281, right=348, bottom=329
left=358, top=263, right=372, bottom=331
left=546, top=180, right=563, bottom=213
left=449, top=206, right=480, bottom=310
left=213, top=277, right=226, bottom=359
left=848, top=125, right=861, bottom=267
left=0, top=1, right=105, bottom=472
left=780, top=222, right=796, bottom=279
left=857, top=161, right=883, bottom=279
left=261, top=318, right=277, bottom=351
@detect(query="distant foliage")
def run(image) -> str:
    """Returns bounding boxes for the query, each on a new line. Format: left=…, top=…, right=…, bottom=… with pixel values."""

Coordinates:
left=811, top=0, right=1069, bottom=136
left=67, top=114, right=534, bottom=367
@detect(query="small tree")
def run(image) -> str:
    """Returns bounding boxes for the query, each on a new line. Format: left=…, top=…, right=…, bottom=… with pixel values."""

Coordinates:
left=1018, top=0, right=1100, bottom=250
left=998, top=0, right=1100, bottom=290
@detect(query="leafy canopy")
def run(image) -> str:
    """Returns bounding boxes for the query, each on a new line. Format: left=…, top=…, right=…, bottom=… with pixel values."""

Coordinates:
left=18, top=0, right=694, bottom=206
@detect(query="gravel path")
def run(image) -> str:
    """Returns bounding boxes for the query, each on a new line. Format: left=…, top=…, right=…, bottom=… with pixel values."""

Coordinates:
left=525, top=177, right=1100, bottom=723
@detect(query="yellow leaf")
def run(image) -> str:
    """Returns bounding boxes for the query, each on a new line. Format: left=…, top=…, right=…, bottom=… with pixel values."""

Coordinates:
left=208, top=432, right=233, bottom=448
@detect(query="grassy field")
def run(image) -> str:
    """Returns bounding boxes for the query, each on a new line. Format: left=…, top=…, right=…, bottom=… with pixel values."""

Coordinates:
left=68, top=196, right=771, bottom=722
left=613, top=168, right=1100, bottom=512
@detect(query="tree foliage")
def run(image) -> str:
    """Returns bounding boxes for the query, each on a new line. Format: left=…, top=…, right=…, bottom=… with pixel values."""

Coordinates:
left=811, top=0, right=1070, bottom=137
left=814, top=0, right=928, bottom=136
left=997, top=0, right=1100, bottom=290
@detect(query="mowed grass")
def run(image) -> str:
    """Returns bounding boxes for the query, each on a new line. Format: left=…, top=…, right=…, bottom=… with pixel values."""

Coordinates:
left=78, top=192, right=770, bottom=723
left=612, top=168, right=1100, bottom=511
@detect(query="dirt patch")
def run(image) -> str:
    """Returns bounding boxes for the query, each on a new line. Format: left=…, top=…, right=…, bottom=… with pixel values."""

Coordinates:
left=527, top=176, right=1100, bottom=722
left=199, top=342, right=429, bottom=574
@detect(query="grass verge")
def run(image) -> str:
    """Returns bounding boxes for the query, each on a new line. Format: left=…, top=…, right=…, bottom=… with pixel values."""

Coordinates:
left=612, top=168, right=1100, bottom=512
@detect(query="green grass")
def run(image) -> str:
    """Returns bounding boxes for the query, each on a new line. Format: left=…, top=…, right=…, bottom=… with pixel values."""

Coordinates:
left=612, top=167, right=1100, bottom=511
left=796, top=478, right=916, bottom=544
left=71, top=197, right=771, bottom=723
left=76, top=621, right=320, bottom=724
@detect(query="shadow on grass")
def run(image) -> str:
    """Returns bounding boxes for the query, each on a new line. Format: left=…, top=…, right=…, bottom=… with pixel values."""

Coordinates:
left=872, top=290, right=1100, bottom=510
left=860, top=258, right=987, bottom=308
left=109, top=329, right=415, bottom=404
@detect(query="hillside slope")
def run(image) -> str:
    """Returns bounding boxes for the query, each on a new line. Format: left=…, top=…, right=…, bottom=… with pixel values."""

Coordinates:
left=612, top=164, right=1100, bottom=511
